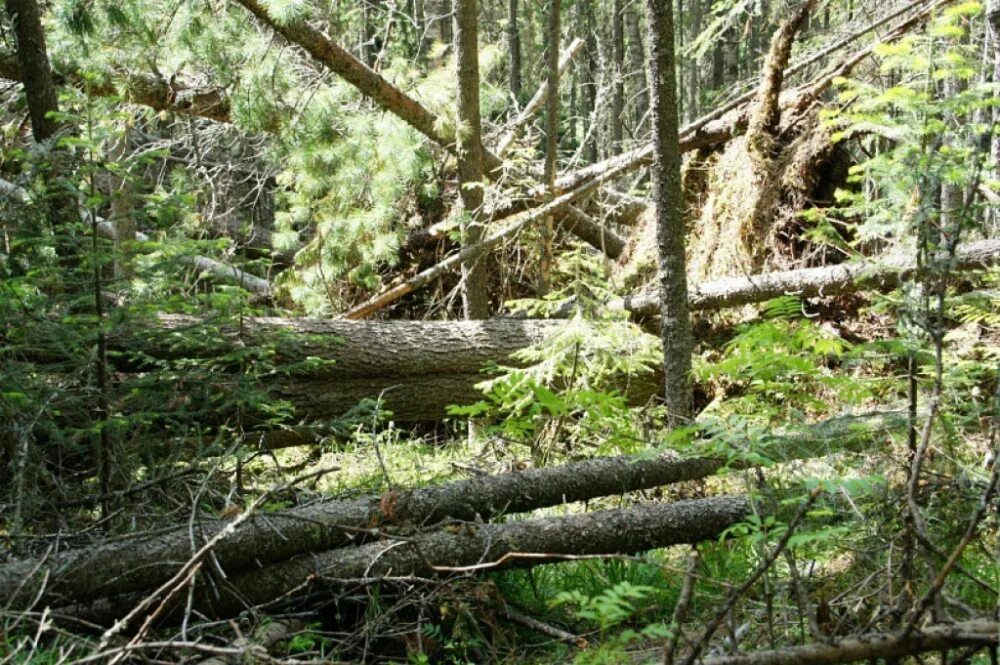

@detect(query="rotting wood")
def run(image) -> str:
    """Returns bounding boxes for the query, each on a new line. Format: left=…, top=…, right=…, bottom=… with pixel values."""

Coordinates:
left=0, top=411, right=899, bottom=611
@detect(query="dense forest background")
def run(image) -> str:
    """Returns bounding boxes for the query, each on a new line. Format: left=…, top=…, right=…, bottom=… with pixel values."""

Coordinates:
left=1, top=0, right=999, bottom=662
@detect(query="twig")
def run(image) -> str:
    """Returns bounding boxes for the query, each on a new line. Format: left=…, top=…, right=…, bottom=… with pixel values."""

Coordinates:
left=503, top=605, right=587, bottom=648
left=663, top=547, right=700, bottom=665
left=680, top=486, right=823, bottom=665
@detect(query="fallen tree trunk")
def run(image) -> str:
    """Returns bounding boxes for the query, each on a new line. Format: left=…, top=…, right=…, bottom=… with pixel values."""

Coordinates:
left=612, top=238, right=1000, bottom=318
left=496, top=37, right=585, bottom=157
left=68, top=496, right=751, bottom=624
left=1, top=179, right=273, bottom=295
left=343, top=152, right=638, bottom=319
left=701, top=620, right=1000, bottom=665
left=0, top=51, right=233, bottom=123
left=0, top=412, right=897, bottom=610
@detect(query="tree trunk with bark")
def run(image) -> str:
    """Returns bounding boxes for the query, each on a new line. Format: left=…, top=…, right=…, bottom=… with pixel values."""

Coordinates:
left=60, top=496, right=750, bottom=625
left=5, top=0, right=61, bottom=142
left=0, top=411, right=897, bottom=611
left=608, top=239, right=1000, bottom=318
left=540, top=0, right=562, bottom=294
left=647, top=0, right=693, bottom=425
left=508, top=0, right=522, bottom=99
left=625, top=2, right=649, bottom=134
left=611, top=0, right=625, bottom=149
left=700, top=621, right=1000, bottom=665
left=454, top=0, right=490, bottom=319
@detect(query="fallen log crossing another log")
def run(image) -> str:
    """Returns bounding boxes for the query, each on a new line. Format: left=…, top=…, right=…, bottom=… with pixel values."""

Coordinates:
left=0, top=412, right=898, bottom=611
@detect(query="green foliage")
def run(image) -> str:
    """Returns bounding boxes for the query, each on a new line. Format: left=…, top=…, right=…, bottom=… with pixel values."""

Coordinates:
left=696, top=298, right=874, bottom=426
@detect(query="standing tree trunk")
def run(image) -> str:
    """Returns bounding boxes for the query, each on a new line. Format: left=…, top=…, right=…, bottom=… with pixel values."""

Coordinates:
left=646, top=0, right=693, bottom=425
left=508, top=0, right=522, bottom=100
left=5, top=0, right=61, bottom=142
left=988, top=0, right=1000, bottom=227
left=611, top=0, right=625, bottom=150
left=687, top=0, right=701, bottom=122
left=454, top=0, right=489, bottom=319
left=711, top=34, right=724, bottom=90
left=540, top=0, right=561, bottom=294
left=5, top=0, right=78, bottom=266
left=626, top=2, right=649, bottom=135
left=581, top=0, right=600, bottom=164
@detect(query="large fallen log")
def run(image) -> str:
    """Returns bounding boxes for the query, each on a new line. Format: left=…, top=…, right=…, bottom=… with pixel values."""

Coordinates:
left=701, top=620, right=1000, bottom=665
left=0, top=412, right=898, bottom=611
left=611, top=238, right=1000, bottom=318
left=67, top=496, right=751, bottom=624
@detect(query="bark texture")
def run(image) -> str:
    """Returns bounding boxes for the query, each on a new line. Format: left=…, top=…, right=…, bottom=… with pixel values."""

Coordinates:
left=454, top=0, right=490, bottom=318
left=507, top=0, right=522, bottom=99
left=611, top=0, right=625, bottom=148
left=701, top=621, right=1000, bottom=665
left=2, top=410, right=896, bottom=611
left=65, top=496, right=750, bottom=624
left=234, top=0, right=454, bottom=151
left=625, top=2, right=648, bottom=133
left=613, top=239, right=1000, bottom=318
left=647, top=0, right=693, bottom=425
left=540, top=0, right=563, bottom=294
left=4, top=0, right=61, bottom=141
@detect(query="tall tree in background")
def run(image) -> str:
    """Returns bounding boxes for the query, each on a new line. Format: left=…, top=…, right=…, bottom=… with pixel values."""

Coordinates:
left=989, top=0, right=1000, bottom=199
left=540, top=0, right=562, bottom=294
left=454, top=0, right=489, bottom=318
left=611, top=0, right=625, bottom=149
left=508, top=0, right=522, bottom=100
left=625, top=2, right=648, bottom=133
left=646, top=0, right=692, bottom=424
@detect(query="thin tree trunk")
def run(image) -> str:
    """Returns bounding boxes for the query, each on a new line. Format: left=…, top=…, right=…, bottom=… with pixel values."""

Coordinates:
left=581, top=0, right=599, bottom=163
left=508, top=0, right=522, bottom=99
left=454, top=0, right=490, bottom=319
left=647, top=0, right=693, bottom=425
left=611, top=0, right=625, bottom=149
left=626, top=1, right=649, bottom=134
left=496, top=38, right=583, bottom=157
left=4, top=0, right=78, bottom=265
left=687, top=0, right=701, bottom=121
left=991, top=0, right=1000, bottom=183
left=540, top=0, right=562, bottom=294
